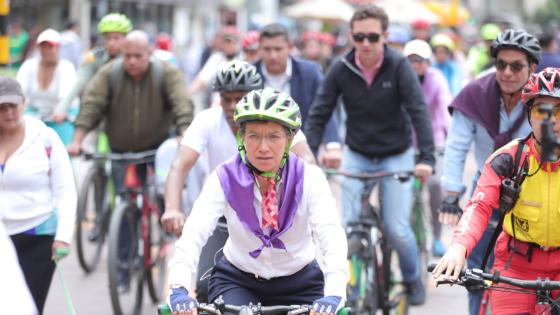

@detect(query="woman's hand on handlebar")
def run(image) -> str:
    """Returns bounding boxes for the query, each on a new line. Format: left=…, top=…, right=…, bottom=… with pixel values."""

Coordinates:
left=169, top=286, right=198, bottom=315
left=431, top=243, right=467, bottom=282
left=310, top=296, right=341, bottom=315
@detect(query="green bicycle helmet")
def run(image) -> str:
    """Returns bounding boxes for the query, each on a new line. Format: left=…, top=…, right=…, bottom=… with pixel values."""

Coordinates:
left=98, top=13, right=133, bottom=34
left=213, top=60, right=263, bottom=92
left=431, top=33, right=456, bottom=52
left=234, top=88, right=302, bottom=131
left=480, top=23, right=501, bottom=41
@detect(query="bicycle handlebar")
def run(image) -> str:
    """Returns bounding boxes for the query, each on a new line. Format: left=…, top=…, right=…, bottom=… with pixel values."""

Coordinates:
left=427, top=263, right=560, bottom=290
left=158, top=303, right=352, bottom=315
left=324, top=169, right=413, bottom=182
left=82, top=149, right=157, bottom=163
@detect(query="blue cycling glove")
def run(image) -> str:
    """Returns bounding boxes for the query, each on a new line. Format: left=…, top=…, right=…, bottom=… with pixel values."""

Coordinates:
left=169, top=287, right=198, bottom=312
left=312, top=296, right=342, bottom=313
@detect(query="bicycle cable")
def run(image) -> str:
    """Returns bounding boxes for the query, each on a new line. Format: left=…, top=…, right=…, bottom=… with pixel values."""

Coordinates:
left=55, top=259, right=78, bottom=315
left=483, top=285, right=560, bottom=314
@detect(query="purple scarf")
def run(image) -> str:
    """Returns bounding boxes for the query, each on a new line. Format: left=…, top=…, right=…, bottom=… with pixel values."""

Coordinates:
left=449, top=72, right=526, bottom=150
left=216, top=153, right=305, bottom=258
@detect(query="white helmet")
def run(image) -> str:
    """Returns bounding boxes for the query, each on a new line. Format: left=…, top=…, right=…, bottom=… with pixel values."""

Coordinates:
left=404, top=39, right=432, bottom=60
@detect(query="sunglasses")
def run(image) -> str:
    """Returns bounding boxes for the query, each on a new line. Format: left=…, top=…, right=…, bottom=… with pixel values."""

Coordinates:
left=408, top=55, right=426, bottom=63
left=495, top=59, right=528, bottom=73
left=531, top=104, right=560, bottom=120
left=352, top=32, right=381, bottom=43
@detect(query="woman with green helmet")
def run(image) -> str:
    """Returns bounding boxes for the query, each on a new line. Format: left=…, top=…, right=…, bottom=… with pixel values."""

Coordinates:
left=166, top=88, right=348, bottom=315
left=431, top=32, right=464, bottom=96
left=56, top=13, right=133, bottom=117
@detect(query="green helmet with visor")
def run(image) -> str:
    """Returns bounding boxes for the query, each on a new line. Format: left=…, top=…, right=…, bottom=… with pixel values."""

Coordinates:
left=234, top=88, right=302, bottom=178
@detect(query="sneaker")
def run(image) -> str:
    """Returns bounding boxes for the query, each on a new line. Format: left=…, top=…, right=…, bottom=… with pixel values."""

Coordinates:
left=406, top=277, right=426, bottom=306
left=116, top=270, right=130, bottom=294
left=432, top=239, right=447, bottom=257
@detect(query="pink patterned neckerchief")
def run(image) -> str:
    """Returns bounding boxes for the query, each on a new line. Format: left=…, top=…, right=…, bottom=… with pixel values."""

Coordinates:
left=258, top=175, right=279, bottom=231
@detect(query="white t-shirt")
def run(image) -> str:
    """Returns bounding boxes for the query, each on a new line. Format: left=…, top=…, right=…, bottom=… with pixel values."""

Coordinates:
left=181, top=106, right=306, bottom=171
left=16, top=58, right=77, bottom=118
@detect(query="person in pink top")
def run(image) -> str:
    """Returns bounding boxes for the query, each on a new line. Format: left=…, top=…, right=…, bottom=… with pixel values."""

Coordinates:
left=404, top=39, right=452, bottom=256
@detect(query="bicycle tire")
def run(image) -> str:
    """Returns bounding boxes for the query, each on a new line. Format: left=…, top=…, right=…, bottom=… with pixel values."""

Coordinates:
left=411, top=195, right=430, bottom=287
left=75, top=167, right=108, bottom=273
left=146, top=194, right=169, bottom=303
left=382, top=246, right=409, bottom=315
left=108, top=201, right=144, bottom=315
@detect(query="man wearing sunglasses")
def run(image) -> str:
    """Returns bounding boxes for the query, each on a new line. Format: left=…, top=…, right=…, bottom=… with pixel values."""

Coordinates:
left=438, top=29, right=541, bottom=315
left=305, top=4, right=435, bottom=306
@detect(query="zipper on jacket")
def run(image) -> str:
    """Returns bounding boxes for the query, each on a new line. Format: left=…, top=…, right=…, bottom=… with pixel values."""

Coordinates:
left=133, top=85, right=140, bottom=138
left=341, top=58, right=369, bottom=85
left=546, top=171, right=551, bottom=246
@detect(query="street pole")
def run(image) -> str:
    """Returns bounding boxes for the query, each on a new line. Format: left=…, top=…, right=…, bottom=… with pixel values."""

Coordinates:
left=0, top=0, right=9, bottom=66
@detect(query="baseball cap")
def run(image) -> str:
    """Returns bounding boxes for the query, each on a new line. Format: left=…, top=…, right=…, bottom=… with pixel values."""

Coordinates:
left=404, top=39, right=432, bottom=60
left=0, top=77, right=24, bottom=105
left=36, top=28, right=61, bottom=46
left=411, top=19, right=431, bottom=30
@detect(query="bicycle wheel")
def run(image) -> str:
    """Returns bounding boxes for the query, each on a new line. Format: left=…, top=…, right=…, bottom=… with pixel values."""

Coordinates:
left=411, top=193, right=430, bottom=287
left=381, top=246, right=409, bottom=315
left=108, top=201, right=144, bottom=315
left=146, top=194, right=170, bottom=303
left=75, top=167, right=109, bottom=273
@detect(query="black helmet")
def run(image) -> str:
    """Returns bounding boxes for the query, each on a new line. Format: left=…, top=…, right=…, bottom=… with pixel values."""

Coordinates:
left=491, top=29, right=541, bottom=64
left=213, top=60, right=263, bottom=92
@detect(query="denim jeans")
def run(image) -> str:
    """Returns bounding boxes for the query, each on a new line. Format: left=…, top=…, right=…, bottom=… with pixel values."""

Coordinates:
left=341, top=147, right=419, bottom=282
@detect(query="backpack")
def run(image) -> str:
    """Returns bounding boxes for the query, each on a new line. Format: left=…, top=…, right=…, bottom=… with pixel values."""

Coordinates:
left=107, top=56, right=166, bottom=104
left=480, top=135, right=530, bottom=270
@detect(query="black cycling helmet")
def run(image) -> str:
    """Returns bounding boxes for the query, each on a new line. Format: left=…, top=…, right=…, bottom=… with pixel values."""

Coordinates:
left=491, top=29, right=541, bottom=65
left=213, top=60, right=263, bottom=92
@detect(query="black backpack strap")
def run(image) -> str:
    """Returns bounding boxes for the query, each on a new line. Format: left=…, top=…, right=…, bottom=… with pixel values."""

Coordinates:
left=108, top=58, right=124, bottom=103
left=107, top=57, right=165, bottom=104
left=480, top=135, right=529, bottom=270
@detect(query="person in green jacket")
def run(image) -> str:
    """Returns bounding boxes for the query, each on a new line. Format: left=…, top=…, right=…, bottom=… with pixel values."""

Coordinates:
left=55, top=13, right=133, bottom=118
left=466, top=23, right=502, bottom=77
left=8, top=20, right=29, bottom=69
left=67, top=30, right=194, bottom=292
left=67, top=29, right=193, bottom=155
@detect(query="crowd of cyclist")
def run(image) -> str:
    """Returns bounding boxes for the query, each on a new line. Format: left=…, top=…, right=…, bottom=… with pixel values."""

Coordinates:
left=2, top=3, right=560, bottom=315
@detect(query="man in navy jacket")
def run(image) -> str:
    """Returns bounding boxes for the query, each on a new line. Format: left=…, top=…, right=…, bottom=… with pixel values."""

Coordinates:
left=305, top=5, right=435, bottom=305
left=254, top=23, right=341, bottom=166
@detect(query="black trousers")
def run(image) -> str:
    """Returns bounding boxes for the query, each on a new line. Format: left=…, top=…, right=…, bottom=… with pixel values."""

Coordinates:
left=11, top=233, right=55, bottom=314
left=196, top=217, right=228, bottom=303
left=208, top=258, right=324, bottom=314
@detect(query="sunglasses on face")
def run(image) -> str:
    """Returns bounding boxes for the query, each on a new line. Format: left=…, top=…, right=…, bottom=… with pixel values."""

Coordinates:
left=352, top=32, right=381, bottom=43
left=495, top=59, right=528, bottom=73
left=531, top=104, right=560, bottom=120
left=408, top=55, right=426, bottom=63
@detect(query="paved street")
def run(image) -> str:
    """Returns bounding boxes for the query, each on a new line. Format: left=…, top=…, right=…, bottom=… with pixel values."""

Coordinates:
left=44, top=244, right=469, bottom=315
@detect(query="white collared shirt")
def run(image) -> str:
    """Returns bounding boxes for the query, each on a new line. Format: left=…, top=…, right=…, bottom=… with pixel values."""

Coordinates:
left=168, top=163, right=349, bottom=298
left=262, top=58, right=292, bottom=95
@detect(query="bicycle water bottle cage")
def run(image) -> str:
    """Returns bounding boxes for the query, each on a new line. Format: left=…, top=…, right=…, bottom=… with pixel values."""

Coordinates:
left=499, top=178, right=520, bottom=214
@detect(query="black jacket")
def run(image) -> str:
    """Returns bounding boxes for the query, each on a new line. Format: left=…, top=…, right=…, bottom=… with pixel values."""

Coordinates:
left=304, top=46, right=435, bottom=166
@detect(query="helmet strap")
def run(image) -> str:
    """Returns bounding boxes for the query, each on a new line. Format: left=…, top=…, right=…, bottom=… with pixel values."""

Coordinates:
left=236, top=131, right=292, bottom=181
